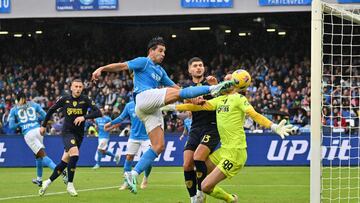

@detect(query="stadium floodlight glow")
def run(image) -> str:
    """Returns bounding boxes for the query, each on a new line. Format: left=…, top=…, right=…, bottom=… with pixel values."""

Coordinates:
left=190, top=27, right=210, bottom=31
left=0, top=31, right=8, bottom=35
left=278, top=31, right=286, bottom=36
left=13, top=34, right=23, bottom=38
left=35, top=30, right=43, bottom=34
left=238, top=32, right=246, bottom=36
left=225, top=30, right=231, bottom=33
left=28, top=34, right=32, bottom=37
left=266, top=28, right=276, bottom=32
left=247, top=32, right=251, bottom=36
left=171, top=34, right=177, bottom=38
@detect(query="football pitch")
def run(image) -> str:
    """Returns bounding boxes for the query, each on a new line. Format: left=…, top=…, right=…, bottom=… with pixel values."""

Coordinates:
left=0, top=166, right=309, bottom=203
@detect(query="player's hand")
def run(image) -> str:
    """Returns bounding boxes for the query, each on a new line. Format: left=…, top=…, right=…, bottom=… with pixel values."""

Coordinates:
left=206, top=76, right=218, bottom=85
left=104, top=122, right=112, bottom=132
left=40, top=127, right=46, bottom=136
left=91, top=67, right=103, bottom=82
left=74, top=116, right=85, bottom=126
left=271, top=119, right=296, bottom=139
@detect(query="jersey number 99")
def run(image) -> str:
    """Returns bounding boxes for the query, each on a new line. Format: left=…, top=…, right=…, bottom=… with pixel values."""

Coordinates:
left=17, top=107, right=37, bottom=123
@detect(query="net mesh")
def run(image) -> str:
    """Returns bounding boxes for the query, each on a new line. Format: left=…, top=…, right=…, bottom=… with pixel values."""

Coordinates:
left=321, top=3, right=360, bottom=203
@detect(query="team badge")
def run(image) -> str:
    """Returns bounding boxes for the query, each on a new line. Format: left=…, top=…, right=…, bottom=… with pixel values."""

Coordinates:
left=70, top=139, right=76, bottom=145
left=185, top=180, right=193, bottom=188
left=196, top=172, right=203, bottom=178
left=73, top=101, right=77, bottom=107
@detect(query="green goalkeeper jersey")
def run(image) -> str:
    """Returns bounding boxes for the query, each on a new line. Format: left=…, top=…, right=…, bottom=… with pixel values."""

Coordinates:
left=207, top=93, right=253, bottom=149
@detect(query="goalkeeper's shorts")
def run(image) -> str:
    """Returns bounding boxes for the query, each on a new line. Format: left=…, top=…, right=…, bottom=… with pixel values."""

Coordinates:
left=209, top=147, right=247, bottom=178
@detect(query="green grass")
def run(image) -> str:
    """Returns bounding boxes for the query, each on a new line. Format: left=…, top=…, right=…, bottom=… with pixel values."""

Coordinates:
left=0, top=166, right=310, bottom=203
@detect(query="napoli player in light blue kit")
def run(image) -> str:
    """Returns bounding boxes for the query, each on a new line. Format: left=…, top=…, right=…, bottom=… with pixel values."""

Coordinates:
left=92, top=36, right=237, bottom=194
left=8, top=92, right=59, bottom=187
left=104, top=100, right=152, bottom=190
left=92, top=108, right=120, bottom=169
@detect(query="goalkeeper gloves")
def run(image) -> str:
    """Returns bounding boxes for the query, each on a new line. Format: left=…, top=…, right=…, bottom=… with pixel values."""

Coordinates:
left=271, top=119, right=296, bottom=139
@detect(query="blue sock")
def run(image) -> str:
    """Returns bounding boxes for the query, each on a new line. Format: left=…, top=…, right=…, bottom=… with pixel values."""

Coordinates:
left=97, top=151, right=102, bottom=165
left=42, top=156, right=56, bottom=171
left=124, top=159, right=132, bottom=172
left=36, top=158, right=43, bottom=179
left=179, top=86, right=210, bottom=99
left=105, top=151, right=115, bottom=158
left=134, top=148, right=158, bottom=175
left=145, top=165, right=152, bottom=178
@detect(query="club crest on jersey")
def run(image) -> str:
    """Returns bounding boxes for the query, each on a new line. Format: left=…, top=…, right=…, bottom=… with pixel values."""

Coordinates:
left=185, top=180, right=193, bottom=188
left=73, top=101, right=78, bottom=107
left=70, top=139, right=76, bottom=145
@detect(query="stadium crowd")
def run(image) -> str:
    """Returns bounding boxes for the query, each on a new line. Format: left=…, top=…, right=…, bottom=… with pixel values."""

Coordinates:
left=0, top=26, right=358, bottom=135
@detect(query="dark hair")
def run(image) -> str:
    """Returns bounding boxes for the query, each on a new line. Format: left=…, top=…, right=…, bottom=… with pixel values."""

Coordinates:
left=147, top=36, right=165, bottom=50
left=71, top=78, right=83, bottom=84
left=16, top=91, right=26, bottom=101
left=187, top=57, right=203, bottom=67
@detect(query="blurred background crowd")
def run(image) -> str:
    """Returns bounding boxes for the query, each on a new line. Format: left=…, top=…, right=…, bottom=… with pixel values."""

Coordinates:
left=0, top=15, right=358, bottom=136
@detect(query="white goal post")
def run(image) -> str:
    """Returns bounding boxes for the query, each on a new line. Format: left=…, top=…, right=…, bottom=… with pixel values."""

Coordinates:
left=311, top=1, right=360, bottom=203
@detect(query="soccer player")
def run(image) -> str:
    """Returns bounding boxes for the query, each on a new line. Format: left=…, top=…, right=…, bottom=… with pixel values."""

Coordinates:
left=182, top=57, right=221, bottom=203
left=8, top=92, right=58, bottom=187
left=91, top=36, right=237, bottom=193
left=92, top=108, right=120, bottom=169
left=173, top=70, right=296, bottom=202
left=104, top=100, right=152, bottom=190
left=39, top=79, right=102, bottom=197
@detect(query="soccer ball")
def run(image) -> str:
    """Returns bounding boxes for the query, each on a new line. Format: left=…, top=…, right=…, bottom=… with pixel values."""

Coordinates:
left=231, top=69, right=251, bottom=91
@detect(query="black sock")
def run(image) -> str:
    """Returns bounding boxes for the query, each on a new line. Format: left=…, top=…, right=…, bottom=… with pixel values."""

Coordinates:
left=50, top=161, right=68, bottom=182
left=194, top=160, right=207, bottom=191
left=67, top=156, right=79, bottom=183
left=184, top=170, right=197, bottom=197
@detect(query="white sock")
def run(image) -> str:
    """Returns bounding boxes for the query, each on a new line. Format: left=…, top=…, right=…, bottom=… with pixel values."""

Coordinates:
left=37, top=177, right=42, bottom=181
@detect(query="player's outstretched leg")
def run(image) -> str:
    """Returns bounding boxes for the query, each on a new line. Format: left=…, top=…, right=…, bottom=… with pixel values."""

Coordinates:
left=66, top=155, right=79, bottom=196
left=120, top=157, right=132, bottom=190
left=178, top=80, right=237, bottom=100
left=93, top=150, right=103, bottom=169
left=39, top=161, right=68, bottom=196
left=42, top=156, right=56, bottom=171
left=194, top=160, right=207, bottom=202
left=33, top=158, right=43, bottom=187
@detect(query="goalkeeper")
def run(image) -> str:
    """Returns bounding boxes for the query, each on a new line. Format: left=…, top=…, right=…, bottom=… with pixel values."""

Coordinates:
left=169, top=70, right=296, bottom=203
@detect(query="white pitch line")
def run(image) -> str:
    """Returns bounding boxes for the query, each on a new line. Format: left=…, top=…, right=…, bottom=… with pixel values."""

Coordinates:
left=0, top=184, right=309, bottom=201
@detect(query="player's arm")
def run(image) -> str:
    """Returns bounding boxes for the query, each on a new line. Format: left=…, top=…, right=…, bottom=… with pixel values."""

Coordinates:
left=104, top=104, right=129, bottom=131
left=242, top=100, right=295, bottom=139
left=42, top=97, right=65, bottom=128
left=176, top=96, right=220, bottom=112
left=35, top=103, right=47, bottom=121
left=160, top=68, right=179, bottom=89
left=8, top=109, right=19, bottom=130
left=179, top=126, right=188, bottom=141
left=92, top=62, right=129, bottom=81
left=84, top=99, right=102, bottom=120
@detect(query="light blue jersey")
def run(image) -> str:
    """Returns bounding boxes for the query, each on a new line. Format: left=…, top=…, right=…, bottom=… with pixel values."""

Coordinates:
left=111, top=101, right=148, bottom=140
left=126, top=57, right=175, bottom=94
left=183, top=118, right=192, bottom=134
left=95, top=115, right=112, bottom=139
left=8, top=102, right=46, bottom=135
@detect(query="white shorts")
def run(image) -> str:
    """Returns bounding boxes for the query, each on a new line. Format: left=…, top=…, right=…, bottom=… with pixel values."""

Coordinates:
left=24, top=128, right=44, bottom=154
left=126, top=139, right=151, bottom=155
left=97, top=138, right=109, bottom=150
left=135, top=88, right=166, bottom=133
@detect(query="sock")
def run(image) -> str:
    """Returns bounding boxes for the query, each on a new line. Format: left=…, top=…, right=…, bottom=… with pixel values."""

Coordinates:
left=97, top=151, right=102, bottom=165
left=184, top=170, right=197, bottom=197
left=133, top=148, right=158, bottom=175
left=67, top=156, right=79, bottom=183
left=194, top=160, right=207, bottom=190
left=36, top=158, right=43, bottom=180
left=105, top=150, right=115, bottom=158
left=144, top=165, right=152, bottom=178
left=179, top=86, right=210, bottom=99
left=42, top=156, right=56, bottom=170
left=208, top=186, right=234, bottom=202
left=124, top=159, right=132, bottom=172
left=49, top=161, right=68, bottom=182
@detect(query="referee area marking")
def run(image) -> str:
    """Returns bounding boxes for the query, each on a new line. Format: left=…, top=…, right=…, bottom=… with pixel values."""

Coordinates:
left=0, top=184, right=309, bottom=201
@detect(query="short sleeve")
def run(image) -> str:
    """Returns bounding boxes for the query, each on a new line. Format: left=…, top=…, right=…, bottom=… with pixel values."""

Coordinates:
left=238, top=95, right=254, bottom=113
left=160, top=68, right=175, bottom=87
left=126, top=57, right=148, bottom=71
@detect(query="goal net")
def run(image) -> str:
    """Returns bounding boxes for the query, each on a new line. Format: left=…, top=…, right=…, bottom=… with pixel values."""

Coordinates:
left=311, top=1, right=360, bottom=202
